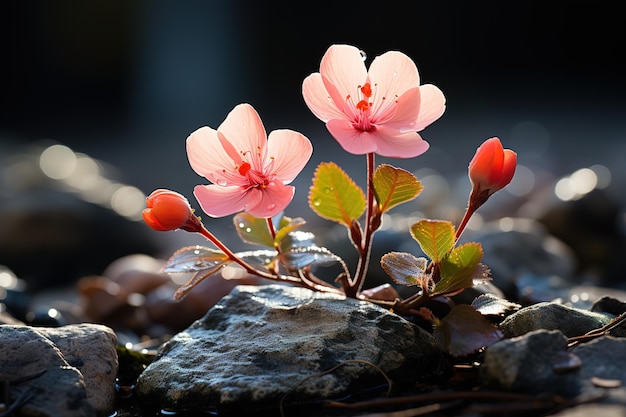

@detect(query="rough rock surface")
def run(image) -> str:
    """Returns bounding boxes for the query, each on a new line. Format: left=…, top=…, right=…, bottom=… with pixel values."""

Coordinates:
left=480, top=330, right=626, bottom=412
left=0, top=324, right=118, bottom=417
left=136, top=284, right=448, bottom=413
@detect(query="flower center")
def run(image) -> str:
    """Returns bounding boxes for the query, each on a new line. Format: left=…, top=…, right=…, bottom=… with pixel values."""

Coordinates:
left=351, top=83, right=376, bottom=132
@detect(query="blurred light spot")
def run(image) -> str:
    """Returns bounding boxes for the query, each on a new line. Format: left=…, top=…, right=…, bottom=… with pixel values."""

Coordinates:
left=506, top=164, right=535, bottom=197
left=590, top=164, right=611, bottom=189
left=80, top=177, right=116, bottom=204
left=62, top=154, right=103, bottom=190
left=498, top=217, right=515, bottom=232
left=39, top=144, right=77, bottom=179
left=0, top=270, right=18, bottom=289
left=222, top=264, right=247, bottom=280
left=127, top=293, right=145, bottom=307
left=509, top=121, right=550, bottom=160
left=47, top=308, right=60, bottom=319
left=110, top=185, right=146, bottom=220
left=555, top=167, right=600, bottom=201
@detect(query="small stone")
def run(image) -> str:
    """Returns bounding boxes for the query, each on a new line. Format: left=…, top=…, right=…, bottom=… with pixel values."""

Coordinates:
left=480, top=329, right=582, bottom=397
left=499, top=302, right=613, bottom=338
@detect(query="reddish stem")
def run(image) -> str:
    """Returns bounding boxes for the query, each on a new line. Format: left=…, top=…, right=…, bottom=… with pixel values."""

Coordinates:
left=347, top=152, right=376, bottom=298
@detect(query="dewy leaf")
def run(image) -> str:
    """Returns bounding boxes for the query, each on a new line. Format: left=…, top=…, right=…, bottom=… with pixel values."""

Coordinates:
left=163, top=245, right=230, bottom=274
left=165, top=245, right=232, bottom=301
left=409, top=219, right=455, bottom=263
left=234, top=212, right=274, bottom=247
left=433, top=242, right=483, bottom=296
left=309, top=162, right=366, bottom=226
left=282, top=245, right=343, bottom=269
left=372, top=164, right=423, bottom=214
left=433, top=304, right=503, bottom=357
left=235, top=249, right=278, bottom=268
left=380, top=252, right=429, bottom=287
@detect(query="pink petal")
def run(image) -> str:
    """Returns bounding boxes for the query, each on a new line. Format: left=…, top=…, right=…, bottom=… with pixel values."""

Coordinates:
left=368, top=51, right=420, bottom=118
left=193, top=184, right=262, bottom=218
left=266, top=129, right=312, bottom=183
left=246, top=181, right=295, bottom=218
left=376, top=87, right=421, bottom=129
left=370, top=128, right=430, bottom=158
left=413, top=84, right=446, bottom=131
left=302, top=73, right=345, bottom=122
left=326, top=119, right=377, bottom=155
left=186, top=127, right=246, bottom=187
left=217, top=104, right=268, bottom=172
left=319, top=44, right=368, bottom=118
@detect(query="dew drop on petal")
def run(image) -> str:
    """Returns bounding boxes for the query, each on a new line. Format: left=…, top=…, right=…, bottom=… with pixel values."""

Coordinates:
left=216, top=179, right=228, bottom=186
left=267, top=203, right=276, bottom=210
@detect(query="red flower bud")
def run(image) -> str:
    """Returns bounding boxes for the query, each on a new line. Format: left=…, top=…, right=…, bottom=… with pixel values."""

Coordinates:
left=468, top=137, right=517, bottom=200
left=143, top=189, right=202, bottom=232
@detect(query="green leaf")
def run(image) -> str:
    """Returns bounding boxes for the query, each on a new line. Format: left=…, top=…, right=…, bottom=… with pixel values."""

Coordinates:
left=372, top=164, right=423, bottom=213
left=234, top=212, right=274, bottom=247
left=433, top=304, right=503, bottom=356
left=309, top=162, right=366, bottom=226
left=433, top=242, right=484, bottom=296
left=433, top=242, right=484, bottom=295
left=380, top=251, right=431, bottom=288
left=409, top=219, right=456, bottom=263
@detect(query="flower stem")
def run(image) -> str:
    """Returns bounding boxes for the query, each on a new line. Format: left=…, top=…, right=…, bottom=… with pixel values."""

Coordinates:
left=347, top=152, right=376, bottom=298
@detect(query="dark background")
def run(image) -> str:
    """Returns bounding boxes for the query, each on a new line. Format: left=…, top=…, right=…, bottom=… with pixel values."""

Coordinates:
left=1, top=0, right=625, bottom=286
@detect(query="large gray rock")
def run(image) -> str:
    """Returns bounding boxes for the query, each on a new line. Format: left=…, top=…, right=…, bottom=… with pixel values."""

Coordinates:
left=0, top=324, right=118, bottom=417
left=136, top=284, right=448, bottom=413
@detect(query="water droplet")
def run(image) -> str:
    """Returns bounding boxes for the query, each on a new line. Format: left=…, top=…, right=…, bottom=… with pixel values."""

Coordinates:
left=359, top=49, right=367, bottom=61
left=267, top=203, right=276, bottom=210
left=216, top=179, right=227, bottom=186
left=312, top=198, right=322, bottom=206
left=245, top=227, right=252, bottom=233
left=238, top=222, right=245, bottom=228
left=323, top=187, right=333, bottom=194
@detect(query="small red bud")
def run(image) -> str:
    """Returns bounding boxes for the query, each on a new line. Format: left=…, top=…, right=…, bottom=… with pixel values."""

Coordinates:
left=143, top=189, right=203, bottom=232
left=468, top=137, right=517, bottom=206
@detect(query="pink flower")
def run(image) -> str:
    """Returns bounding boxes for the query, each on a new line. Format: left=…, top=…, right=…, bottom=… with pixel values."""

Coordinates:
left=186, top=103, right=313, bottom=218
left=468, top=137, right=517, bottom=205
left=302, top=44, right=446, bottom=158
left=143, top=189, right=203, bottom=232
